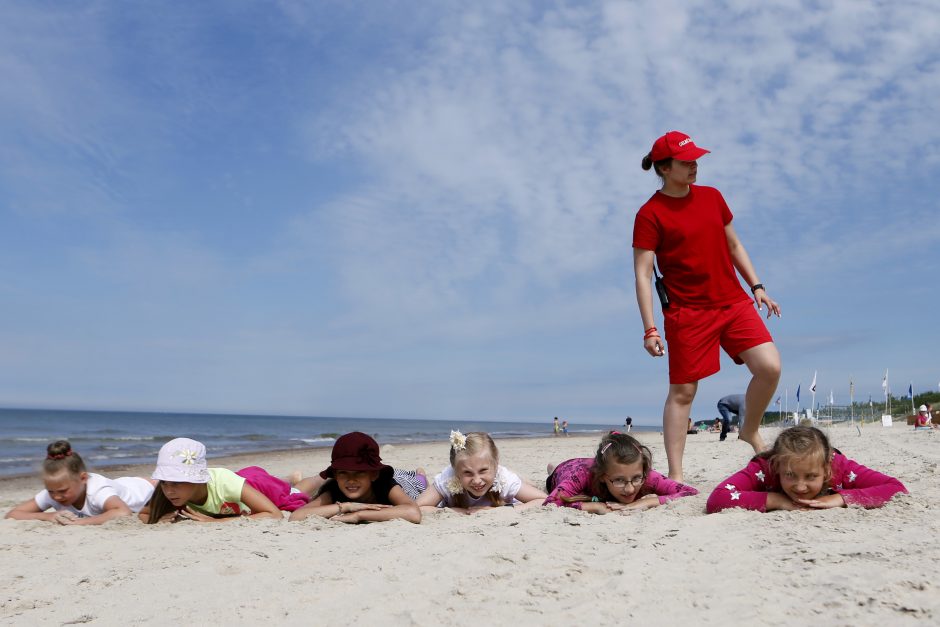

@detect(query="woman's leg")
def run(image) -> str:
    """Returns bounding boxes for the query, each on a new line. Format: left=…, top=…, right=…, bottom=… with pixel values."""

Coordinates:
left=663, top=381, right=698, bottom=482
left=738, top=342, right=781, bottom=453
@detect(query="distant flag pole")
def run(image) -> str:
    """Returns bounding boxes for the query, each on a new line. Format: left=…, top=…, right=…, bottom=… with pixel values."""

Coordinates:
left=796, top=384, right=801, bottom=413
left=910, top=382, right=915, bottom=416
left=785, top=387, right=789, bottom=422
left=882, top=369, right=889, bottom=416
left=829, top=389, right=834, bottom=421
left=810, top=371, right=817, bottom=422
left=849, top=378, right=855, bottom=424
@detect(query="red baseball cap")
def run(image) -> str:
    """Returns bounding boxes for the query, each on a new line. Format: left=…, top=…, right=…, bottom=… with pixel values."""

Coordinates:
left=649, top=131, right=710, bottom=162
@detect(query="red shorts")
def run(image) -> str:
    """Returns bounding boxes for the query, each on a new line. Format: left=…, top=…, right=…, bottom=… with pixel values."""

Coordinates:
left=663, top=299, right=773, bottom=384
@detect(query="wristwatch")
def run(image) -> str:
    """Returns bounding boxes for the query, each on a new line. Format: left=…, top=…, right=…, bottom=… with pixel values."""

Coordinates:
left=750, top=283, right=765, bottom=294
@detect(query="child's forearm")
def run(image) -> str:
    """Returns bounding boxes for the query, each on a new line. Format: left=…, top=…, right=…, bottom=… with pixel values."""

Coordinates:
left=356, top=505, right=421, bottom=524
left=4, top=510, right=56, bottom=521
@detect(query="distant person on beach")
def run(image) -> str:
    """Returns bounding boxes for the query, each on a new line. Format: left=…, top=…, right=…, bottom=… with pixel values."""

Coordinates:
left=562, top=420, right=569, bottom=436
left=140, top=438, right=317, bottom=523
left=717, top=394, right=745, bottom=441
left=914, top=405, right=937, bottom=430
left=414, top=430, right=546, bottom=513
left=553, top=417, right=560, bottom=436
left=289, top=432, right=423, bottom=524
left=625, top=416, right=633, bottom=432
left=706, top=426, right=907, bottom=513
left=633, top=131, right=782, bottom=481
left=5, top=440, right=154, bottom=525
left=544, top=432, right=697, bottom=514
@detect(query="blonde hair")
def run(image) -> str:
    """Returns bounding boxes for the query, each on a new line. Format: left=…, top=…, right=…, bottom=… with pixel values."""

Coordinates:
left=562, top=432, right=652, bottom=504
left=449, top=432, right=503, bottom=507
left=758, top=426, right=833, bottom=483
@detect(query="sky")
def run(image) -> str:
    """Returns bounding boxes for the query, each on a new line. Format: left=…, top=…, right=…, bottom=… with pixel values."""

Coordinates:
left=1, top=0, right=938, bottom=425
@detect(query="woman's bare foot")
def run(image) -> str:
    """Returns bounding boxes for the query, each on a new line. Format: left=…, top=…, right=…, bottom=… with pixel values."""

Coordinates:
left=738, top=431, right=767, bottom=454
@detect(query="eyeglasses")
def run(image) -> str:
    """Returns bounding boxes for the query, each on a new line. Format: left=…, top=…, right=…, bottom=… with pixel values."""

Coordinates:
left=607, top=476, right=645, bottom=489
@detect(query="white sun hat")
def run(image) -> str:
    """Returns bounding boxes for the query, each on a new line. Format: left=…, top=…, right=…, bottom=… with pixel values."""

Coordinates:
left=151, top=437, right=210, bottom=483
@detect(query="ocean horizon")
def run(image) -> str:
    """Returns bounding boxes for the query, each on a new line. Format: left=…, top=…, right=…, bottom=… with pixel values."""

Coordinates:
left=0, top=407, right=651, bottom=478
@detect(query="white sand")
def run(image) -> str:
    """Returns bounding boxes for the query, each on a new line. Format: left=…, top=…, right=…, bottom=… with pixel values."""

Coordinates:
left=1, top=425, right=938, bottom=626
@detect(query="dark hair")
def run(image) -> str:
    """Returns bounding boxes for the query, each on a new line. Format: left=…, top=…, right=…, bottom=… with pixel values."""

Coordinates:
left=42, top=440, right=86, bottom=477
left=316, top=467, right=397, bottom=504
left=144, top=483, right=179, bottom=524
left=757, top=426, right=834, bottom=483
left=562, top=432, right=652, bottom=503
left=641, top=152, right=673, bottom=182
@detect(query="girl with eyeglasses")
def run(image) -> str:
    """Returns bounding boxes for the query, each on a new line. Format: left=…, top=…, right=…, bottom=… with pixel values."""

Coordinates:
left=543, top=432, right=697, bottom=514
left=633, top=131, right=782, bottom=482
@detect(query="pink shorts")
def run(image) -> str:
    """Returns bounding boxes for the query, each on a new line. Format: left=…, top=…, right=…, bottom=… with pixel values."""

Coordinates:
left=663, top=299, right=773, bottom=385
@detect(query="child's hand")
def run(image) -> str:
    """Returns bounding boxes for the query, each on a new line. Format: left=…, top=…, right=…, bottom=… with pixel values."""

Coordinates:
left=178, top=506, right=218, bottom=522
left=342, top=503, right=388, bottom=513
left=795, top=494, right=846, bottom=509
left=53, top=511, right=79, bottom=525
left=622, top=495, right=661, bottom=512
left=766, top=493, right=809, bottom=511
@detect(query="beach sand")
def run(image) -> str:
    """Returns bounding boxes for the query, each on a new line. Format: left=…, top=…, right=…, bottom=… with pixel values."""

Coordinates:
left=1, top=425, right=938, bottom=626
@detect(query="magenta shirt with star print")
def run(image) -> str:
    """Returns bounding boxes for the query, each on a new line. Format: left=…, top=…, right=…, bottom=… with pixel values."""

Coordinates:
left=706, top=452, right=907, bottom=513
left=544, top=458, right=698, bottom=509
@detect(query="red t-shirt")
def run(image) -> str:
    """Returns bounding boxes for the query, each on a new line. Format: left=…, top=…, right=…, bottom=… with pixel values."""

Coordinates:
left=632, top=185, right=750, bottom=308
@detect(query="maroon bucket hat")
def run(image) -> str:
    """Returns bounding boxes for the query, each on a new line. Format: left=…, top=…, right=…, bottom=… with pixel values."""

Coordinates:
left=319, top=431, right=390, bottom=478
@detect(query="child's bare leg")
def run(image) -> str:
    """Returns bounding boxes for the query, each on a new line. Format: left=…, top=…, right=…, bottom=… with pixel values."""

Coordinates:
left=738, top=342, right=782, bottom=454
left=663, top=381, right=697, bottom=482
left=293, top=476, right=326, bottom=497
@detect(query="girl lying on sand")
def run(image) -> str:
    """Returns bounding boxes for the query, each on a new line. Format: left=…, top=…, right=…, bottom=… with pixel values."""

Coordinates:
left=140, top=438, right=320, bottom=523
left=544, top=432, right=698, bottom=514
left=289, top=432, right=422, bottom=524
left=706, top=426, right=907, bottom=513
left=5, top=440, right=154, bottom=525
left=414, top=430, right=546, bottom=513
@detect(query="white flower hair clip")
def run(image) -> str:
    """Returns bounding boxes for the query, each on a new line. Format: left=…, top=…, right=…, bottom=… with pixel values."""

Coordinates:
left=449, top=430, right=467, bottom=452
left=445, top=476, right=464, bottom=495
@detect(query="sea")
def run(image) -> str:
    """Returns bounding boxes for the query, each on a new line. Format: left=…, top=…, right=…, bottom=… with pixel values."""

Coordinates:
left=0, top=408, right=649, bottom=478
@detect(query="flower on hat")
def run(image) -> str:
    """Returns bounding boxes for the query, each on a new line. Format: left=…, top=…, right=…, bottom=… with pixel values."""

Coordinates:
left=445, top=476, right=464, bottom=495
left=176, top=448, right=199, bottom=465
left=449, top=430, right=467, bottom=452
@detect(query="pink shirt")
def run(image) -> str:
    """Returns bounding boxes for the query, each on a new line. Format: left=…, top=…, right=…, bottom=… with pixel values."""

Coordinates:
left=544, top=457, right=698, bottom=509
left=706, top=452, right=907, bottom=513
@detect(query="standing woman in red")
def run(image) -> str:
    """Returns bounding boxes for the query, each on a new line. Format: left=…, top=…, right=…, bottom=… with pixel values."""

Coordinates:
left=633, top=131, right=782, bottom=482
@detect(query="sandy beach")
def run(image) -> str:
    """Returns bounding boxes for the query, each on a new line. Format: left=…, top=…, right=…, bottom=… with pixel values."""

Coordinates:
left=1, top=425, right=938, bottom=626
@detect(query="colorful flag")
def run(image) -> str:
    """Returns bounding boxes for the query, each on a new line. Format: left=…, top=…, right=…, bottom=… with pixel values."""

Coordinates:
left=908, top=383, right=913, bottom=398
left=810, top=371, right=817, bottom=394
left=796, top=384, right=801, bottom=404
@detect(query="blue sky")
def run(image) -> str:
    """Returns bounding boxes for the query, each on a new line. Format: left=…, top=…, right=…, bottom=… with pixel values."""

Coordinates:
left=1, top=1, right=938, bottom=424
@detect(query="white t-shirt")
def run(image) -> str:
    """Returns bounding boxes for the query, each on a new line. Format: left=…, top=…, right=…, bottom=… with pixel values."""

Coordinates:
left=34, top=474, right=154, bottom=516
left=431, top=465, right=523, bottom=507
